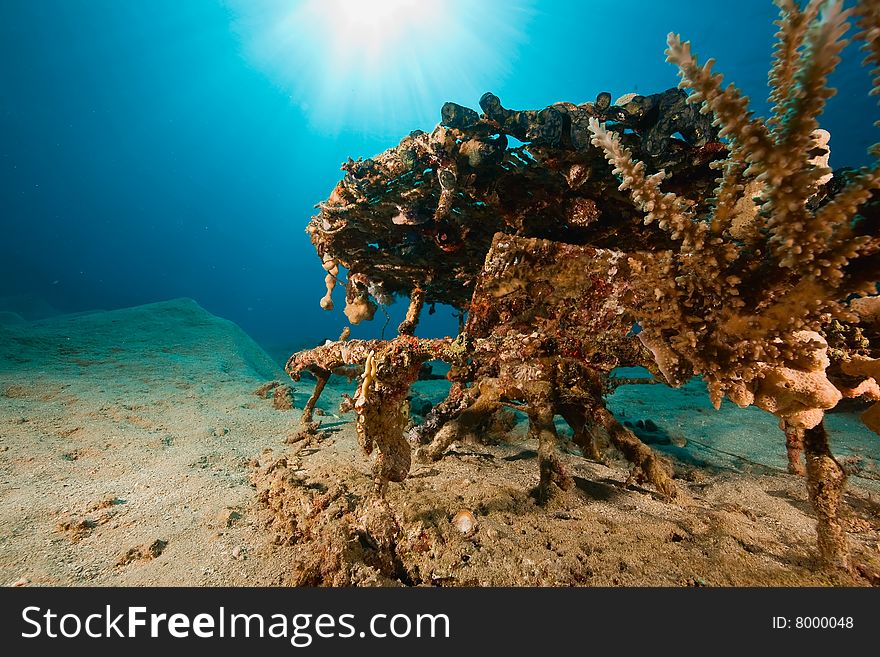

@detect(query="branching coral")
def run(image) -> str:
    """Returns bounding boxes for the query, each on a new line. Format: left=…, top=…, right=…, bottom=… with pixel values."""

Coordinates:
left=588, top=0, right=880, bottom=567
left=284, top=0, right=880, bottom=575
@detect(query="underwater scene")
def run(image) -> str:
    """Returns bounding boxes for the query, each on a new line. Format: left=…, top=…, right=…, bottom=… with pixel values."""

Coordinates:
left=2, top=0, right=880, bottom=587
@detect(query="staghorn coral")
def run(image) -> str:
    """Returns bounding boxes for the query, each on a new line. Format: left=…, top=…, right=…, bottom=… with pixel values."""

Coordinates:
left=294, top=85, right=723, bottom=504
left=588, top=0, right=880, bottom=567
left=283, top=0, right=880, bottom=574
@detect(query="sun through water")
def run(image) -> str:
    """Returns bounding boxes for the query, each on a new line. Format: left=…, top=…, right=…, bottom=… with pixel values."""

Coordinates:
left=226, top=0, right=534, bottom=136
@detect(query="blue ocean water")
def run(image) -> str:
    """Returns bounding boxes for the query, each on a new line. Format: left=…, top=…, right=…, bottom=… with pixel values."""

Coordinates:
left=1, top=0, right=877, bottom=355
left=2, top=2, right=880, bottom=591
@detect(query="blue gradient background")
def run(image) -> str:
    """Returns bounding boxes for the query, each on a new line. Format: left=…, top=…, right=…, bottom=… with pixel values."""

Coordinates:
left=1, top=0, right=876, bottom=357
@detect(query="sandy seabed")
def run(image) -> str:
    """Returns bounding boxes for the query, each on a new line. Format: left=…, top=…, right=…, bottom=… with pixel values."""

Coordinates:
left=1, top=299, right=878, bottom=587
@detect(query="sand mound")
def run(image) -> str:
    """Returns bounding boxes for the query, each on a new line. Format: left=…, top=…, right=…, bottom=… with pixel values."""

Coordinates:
left=0, top=298, right=295, bottom=586
left=0, top=297, right=283, bottom=381
left=0, top=294, right=61, bottom=322
left=0, top=312, right=25, bottom=327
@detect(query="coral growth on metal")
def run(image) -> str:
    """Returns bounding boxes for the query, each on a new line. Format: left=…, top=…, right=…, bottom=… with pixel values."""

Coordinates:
left=291, top=87, right=722, bottom=502
left=289, top=0, right=880, bottom=571
left=307, top=88, right=722, bottom=313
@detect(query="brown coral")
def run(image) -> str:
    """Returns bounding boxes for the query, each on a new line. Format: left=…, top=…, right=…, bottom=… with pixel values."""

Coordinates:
left=286, top=0, right=880, bottom=573
left=588, top=0, right=880, bottom=566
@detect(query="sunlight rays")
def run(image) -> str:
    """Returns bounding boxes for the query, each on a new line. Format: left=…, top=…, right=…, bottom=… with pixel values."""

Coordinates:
left=226, top=0, right=533, bottom=136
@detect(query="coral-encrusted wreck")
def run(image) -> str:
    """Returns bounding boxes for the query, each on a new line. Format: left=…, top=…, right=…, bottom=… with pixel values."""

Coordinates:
left=288, top=0, right=880, bottom=569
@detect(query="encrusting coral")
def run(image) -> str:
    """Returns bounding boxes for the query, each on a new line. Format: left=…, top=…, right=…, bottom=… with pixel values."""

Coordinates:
left=288, top=235, right=679, bottom=502
left=285, top=0, right=880, bottom=573
left=319, top=258, right=338, bottom=311
left=587, top=0, right=880, bottom=567
left=288, top=336, right=466, bottom=493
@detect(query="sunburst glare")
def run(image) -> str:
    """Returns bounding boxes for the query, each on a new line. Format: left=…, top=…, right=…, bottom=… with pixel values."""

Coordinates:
left=226, top=0, right=534, bottom=136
